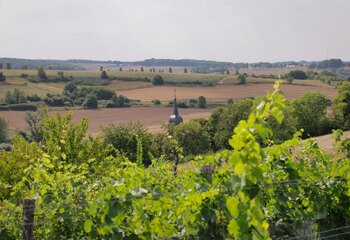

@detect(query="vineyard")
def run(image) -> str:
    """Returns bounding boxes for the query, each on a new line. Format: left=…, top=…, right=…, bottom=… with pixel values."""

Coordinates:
left=1, top=82, right=350, bottom=239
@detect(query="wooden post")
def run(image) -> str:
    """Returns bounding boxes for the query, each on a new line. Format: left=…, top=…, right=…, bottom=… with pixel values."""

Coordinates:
left=23, top=199, right=35, bottom=240
left=201, top=164, right=213, bottom=184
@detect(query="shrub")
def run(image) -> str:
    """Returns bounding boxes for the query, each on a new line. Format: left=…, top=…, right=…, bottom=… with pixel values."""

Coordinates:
left=20, top=73, right=28, bottom=78
left=198, top=96, right=207, bottom=108
left=152, top=75, right=164, bottom=85
left=0, top=72, right=6, bottom=82
left=102, top=122, right=152, bottom=165
left=100, top=70, right=109, bottom=80
left=107, top=95, right=130, bottom=108
left=27, top=94, right=42, bottom=102
left=82, top=95, right=98, bottom=109
left=43, top=93, right=64, bottom=107
left=152, top=99, right=161, bottom=105
left=8, top=103, right=38, bottom=111
left=286, top=77, right=294, bottom=84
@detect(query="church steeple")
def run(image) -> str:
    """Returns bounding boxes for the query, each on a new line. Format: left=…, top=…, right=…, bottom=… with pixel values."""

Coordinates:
left=168, top=88, right=183, bottom=125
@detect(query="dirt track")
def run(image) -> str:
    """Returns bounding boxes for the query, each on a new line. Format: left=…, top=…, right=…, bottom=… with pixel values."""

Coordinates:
left=0, top=107, right=212, bottom=135
left=119, top=83, right=337, bottom=102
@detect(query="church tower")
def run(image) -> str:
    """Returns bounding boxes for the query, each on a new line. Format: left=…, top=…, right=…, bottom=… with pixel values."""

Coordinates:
left=168, top=90, right=183, bottom=125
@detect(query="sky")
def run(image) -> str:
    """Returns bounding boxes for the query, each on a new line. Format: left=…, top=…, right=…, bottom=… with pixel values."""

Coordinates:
left=0, top=0, right=349, bottom=62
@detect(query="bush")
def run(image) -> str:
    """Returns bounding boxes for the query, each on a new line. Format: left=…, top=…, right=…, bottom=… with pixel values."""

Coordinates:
left=0, top=72, right=6, bottom=82
left=8, top=103, right=38, bottom=111
left=82, top=95, right=98, bottom=109
left=152, top=75, right=164, bottom=85
left=102, top=122, right=152, bottom=165
left=93, top=87, right=116, bottom=100
left=286, top=77, right=294, bottom=84
left=106, top=95, right=130, bottom=108
left=44, top=93, right=64, bottom=107
left=20, top=73, right=28, bottom=78
left=198, top=96, right=207, bottom=108
left=152, top=99, right=161, bottom=105
left=27, top=94, right=42, bottom=102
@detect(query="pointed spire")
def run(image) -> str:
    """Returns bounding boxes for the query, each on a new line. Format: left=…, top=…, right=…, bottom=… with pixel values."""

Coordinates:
left=168, top=88, right=183, bottom=125
left=173, top=88, right=179, bottom=115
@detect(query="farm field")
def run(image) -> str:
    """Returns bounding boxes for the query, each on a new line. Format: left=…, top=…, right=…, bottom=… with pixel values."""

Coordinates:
left=0, top=107, right=212, bottom=135
left=119, top=82, right=338, bottom=103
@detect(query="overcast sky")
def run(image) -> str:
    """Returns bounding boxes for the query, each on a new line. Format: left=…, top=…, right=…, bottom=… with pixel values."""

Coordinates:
left=0, top=0, right=349, bottom=62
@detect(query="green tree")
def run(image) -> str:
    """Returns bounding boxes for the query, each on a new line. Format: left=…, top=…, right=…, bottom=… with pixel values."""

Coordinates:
left=198, top=96, right=207, bottom=108
left=226, top=70, right=230, bottom=75
left=4, top=89, right=27, bottom=104
left=100, top=66, right=103, bottom=71
left=141, top=67, right=144, bottom=72
left=0, top=62, right=3, bottom=69
left=0, top=116, right=8, bottom=143
left=173, top=120, right=210, bottom=155
left=100, top=70, right=109, bottom=80
left=6, top=63, right=12, bottom=69
left=291, top=92, right=330, bottom=137
left=205, top=99, right=253, bottom=150
left=333, top=81, right=350, bottom=129
left=169, top=67, right=172, bottom=73
left=0, top=72, right=6, bottom=82
left=22, top=64, right=28, bottom=70
left=119, top=67, right=123, bottom=71
left=288, top=70, right=308, bottom=80
left=37, top=68, right=48, bottom=80
left=102, top=122, right=152, bottom=165
left=238, top=74, right=246, bottom=84
left=184, top=67, right=188, bottom=73
left=152, top=75, right=164, bottom=85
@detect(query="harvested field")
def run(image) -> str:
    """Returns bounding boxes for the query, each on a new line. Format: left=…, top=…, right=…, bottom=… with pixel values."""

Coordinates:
left=119, top=83, right=338, bottom=103
left=0, top=107, right=212, bottom=135
left=312, top=131, right=350, bottom=153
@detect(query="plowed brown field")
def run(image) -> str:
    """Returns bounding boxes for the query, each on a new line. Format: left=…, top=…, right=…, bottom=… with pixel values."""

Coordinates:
left=119, top=83, right=337, bottom=103
left=0, top=107, right=212, bottom=135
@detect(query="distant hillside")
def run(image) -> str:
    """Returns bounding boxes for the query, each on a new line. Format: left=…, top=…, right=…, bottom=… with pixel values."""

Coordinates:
left=0, top=58, right=84, bottom=70
left=1, top=57, right=349, bottom=72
